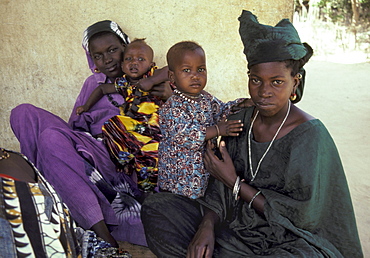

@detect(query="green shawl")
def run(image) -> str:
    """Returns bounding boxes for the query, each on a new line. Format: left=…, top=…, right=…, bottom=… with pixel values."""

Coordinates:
left=198, top=107, right=362, bottom=257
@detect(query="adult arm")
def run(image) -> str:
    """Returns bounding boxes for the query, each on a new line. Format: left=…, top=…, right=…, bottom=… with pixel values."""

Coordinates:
left=139, top=66, right=169, bottom=92
left=76, top=83, right=116, bottom=115
left=150, top=81, right=173, bottom=101
left=204, top=140, right=265, bottom=215
left=144, top=66, right=173, bottom=101
left=136, top=66, right=172, bottom=101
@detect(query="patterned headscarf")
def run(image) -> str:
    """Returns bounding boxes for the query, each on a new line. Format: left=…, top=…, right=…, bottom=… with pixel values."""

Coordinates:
left=82, top=20, right=130, bottom=73
left=238, top=10, right=313, bottom=103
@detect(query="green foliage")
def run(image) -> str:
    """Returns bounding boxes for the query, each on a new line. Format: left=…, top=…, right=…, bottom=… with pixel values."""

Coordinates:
left=314, top=0, right=350, bottom=23
left=313, top=0, right=369, bottom=24
left=359, top=0, right=370, bottom=20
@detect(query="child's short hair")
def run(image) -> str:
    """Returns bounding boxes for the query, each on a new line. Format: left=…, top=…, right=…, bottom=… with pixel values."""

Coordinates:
left=166, top=41, right=203, bottom=71
left=123, top=38, right=154, bottom=61
left=130, top=37, right=147, bottom=44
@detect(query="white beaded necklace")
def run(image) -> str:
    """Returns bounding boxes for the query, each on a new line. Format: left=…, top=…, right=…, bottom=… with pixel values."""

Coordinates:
left=248, top=101, right=291, bottom=181
left=174, top=89, right=203, bottom=103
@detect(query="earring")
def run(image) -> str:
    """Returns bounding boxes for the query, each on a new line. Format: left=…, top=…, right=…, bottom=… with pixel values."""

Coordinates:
left=94, top=68, right=101, bottom=73
left=290, top=93, right=297, bottom=101
left=297, top=73, right=302, bottom=79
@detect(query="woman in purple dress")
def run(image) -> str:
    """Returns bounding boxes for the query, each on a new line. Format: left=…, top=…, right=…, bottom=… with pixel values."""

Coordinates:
left=10, top=20, right=171, bottom=247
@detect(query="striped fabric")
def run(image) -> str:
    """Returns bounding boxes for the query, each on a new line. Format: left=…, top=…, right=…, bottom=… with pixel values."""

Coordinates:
left=0, top=152, right=79, bottom=257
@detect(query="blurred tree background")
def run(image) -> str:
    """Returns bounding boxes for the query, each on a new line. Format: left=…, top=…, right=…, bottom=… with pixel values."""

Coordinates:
left=294, top=0, right=370, bottom=62
left=295, top=0, right=369, bottom=25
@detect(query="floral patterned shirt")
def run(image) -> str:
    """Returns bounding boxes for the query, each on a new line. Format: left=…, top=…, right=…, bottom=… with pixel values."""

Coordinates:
left=158, top=91, right=244, bottom=199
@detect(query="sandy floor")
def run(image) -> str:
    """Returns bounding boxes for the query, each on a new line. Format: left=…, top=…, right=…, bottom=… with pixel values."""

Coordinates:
left=296, top=59, right=370, bottom=256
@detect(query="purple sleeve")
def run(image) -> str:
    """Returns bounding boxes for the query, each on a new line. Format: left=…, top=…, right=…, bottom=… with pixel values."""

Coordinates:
left=68, top=74, right=125, bottom=136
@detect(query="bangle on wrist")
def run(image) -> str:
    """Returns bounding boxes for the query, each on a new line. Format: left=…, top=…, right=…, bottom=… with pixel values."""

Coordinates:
left=248, top=190, right=261, bottom=209
left=215, top=124, right=220, bottom=137
left=233, top=176, right=243, bottom=201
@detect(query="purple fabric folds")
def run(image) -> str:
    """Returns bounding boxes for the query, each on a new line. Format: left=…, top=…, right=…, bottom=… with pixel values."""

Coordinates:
left=10, top=73, right=147, bottom=246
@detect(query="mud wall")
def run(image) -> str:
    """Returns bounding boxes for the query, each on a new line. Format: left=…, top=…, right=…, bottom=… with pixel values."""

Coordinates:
left=0, top=0, right=294, bottom=150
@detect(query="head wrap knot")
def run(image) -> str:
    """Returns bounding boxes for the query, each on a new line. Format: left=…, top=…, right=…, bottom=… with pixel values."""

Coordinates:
left=239, top=10, right=310, bottom=66
left=238, top=10, right=313, bottom=103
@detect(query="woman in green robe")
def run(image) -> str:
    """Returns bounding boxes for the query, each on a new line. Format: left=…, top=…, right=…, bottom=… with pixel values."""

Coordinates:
left=141, top=10, right=363, bottom=258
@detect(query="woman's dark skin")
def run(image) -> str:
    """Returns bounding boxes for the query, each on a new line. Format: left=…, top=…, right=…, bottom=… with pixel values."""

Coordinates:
left=187, top=61, right=314, bottom=258
left=89, top=33, right=172, bottom=102
left=88, top=32, right=172, bottom=247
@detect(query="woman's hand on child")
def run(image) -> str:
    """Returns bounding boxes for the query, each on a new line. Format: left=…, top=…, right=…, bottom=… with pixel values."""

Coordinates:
left=217, top=117, right=243, bottom=137
left=150, top=81, right=173, bottom=101
left=204, top=140, right=238, bottom=189
left=138, top=78, right=154, bottom=92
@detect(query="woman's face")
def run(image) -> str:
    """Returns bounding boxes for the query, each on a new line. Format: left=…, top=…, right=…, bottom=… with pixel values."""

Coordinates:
left=89, top=33, right=125, bottom=80
left=169, top=48, right=207, bottom=97
left=248, top=62, right=299, bottom=117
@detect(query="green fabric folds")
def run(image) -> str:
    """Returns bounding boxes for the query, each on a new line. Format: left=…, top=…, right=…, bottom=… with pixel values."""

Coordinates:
left=238, top=10, right=310, bottom=67
left=198, top=107, right=363, bottom=257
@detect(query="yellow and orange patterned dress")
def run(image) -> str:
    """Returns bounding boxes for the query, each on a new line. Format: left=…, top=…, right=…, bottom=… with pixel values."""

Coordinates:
left=102, top=67, right=163, bottom=192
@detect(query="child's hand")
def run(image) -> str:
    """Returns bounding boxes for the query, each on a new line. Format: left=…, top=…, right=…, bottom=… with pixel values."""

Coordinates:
left=76, top=105, right=88, bottom=115
left=217, top=117, right=243, bottom=137
left=232, top=98, right=254, bottom=111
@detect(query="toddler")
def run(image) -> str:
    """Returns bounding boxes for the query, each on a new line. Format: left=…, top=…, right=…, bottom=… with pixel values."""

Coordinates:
left=158, top=41, right=251, bottom=198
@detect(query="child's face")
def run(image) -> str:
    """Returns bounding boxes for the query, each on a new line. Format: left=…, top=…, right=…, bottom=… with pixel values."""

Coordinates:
left=121, top=42, right=154, bottom=82
left=169, top=48, right=207, bottom=96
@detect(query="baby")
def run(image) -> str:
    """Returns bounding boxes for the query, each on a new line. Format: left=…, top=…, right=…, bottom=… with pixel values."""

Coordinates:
left=77, top=38, right=168, bottom=192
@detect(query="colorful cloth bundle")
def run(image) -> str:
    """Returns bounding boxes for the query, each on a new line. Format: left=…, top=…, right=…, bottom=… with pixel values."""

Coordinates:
left=103, top=67, right=163, bottom=192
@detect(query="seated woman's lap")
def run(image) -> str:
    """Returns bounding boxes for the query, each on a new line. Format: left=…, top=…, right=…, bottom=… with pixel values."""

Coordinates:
left=141, top=192, right=203, bottom=257
left=37, top=126, right=120, bottom=229
left=10, top=103, right=144, bottom=230
left=10, top=103, right=70, bottom=166
left=142, top=193, right=325, bottom=258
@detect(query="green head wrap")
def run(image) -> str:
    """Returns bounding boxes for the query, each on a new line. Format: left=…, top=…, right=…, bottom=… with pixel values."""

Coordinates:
left=238, top=10, right=313, bottom=103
